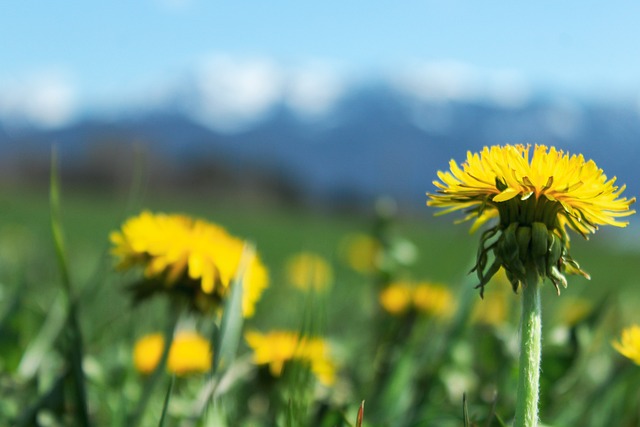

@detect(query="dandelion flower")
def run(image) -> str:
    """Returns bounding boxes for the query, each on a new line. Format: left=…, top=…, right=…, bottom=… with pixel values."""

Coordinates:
left=380, top=280, right=454, bottom=318
left=471, top=270, right=512, bottom=326
left=111, top=211, right=268, bottom=316
left=428, top=144, right=635, bottom=295
left=379, top=282, right=413, bottom=314
left=412, top=282, right=455, bottom=317
left=612, top=325, right=640, bottom=365
left=245, top=330, right=335, bottom=386
left=340, top=233, right=380, bottom=274
left=286, top=252, right=333, bottom=292
left=133, top=331, right=212, bottom=375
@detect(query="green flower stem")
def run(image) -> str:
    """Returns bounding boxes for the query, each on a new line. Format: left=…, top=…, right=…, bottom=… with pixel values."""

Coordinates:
left=514, top=271, right=542, bottom=427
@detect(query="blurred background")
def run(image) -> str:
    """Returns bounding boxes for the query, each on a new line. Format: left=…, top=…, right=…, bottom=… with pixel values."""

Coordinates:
left=1, top=1, right=639, bottom=218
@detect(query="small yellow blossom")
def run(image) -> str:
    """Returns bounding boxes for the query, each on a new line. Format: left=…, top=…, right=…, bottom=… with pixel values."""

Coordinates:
left=612, top=325, right=640, bottom=365
left=379, top=282, right=412, bottom=314
left=286, top=252, right=333, bottom=292
left=556, top=298, right=592, bottom=327
left=380, top=281, right=454, bottom=318
left=472, top=269, right=512, bottom=326
left=110, top=211, right=268, bottom=316
left=133, top=331, right=212, bottom=375
left=340, top=233, right=380, bottom=274
left=413, top=283, right=455, bottom=317
left=428, top=144, right=635, bottom=295
left=245, top=330, right=335, bottom=386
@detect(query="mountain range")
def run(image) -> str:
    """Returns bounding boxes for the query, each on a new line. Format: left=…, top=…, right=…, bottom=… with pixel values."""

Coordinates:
left=1, top=81, right=639, bottom=212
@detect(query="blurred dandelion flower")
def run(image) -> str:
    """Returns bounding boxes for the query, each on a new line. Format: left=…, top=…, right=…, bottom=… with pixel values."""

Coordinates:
left=556, top=297, right=592, bottom=327
left=472, top=288, right=510, bottom=327
left=612, top=325, right=640, bottom=365
left=413, top=282, right=455, bottom=317
left=380, top=281, right=454, bottom=318
left=133, top=331, right=212, bottom=375
left=471, top=268, right=512, bottom=326
left=245, top=330, right=335, bottom=385
left=286, top=252, right=333, bottom=292
left=339, top=233, right=380, bottom=274
left=111, top=211, right=268, bottom=316
left=428, top=144, right=635, bottom=295
left=379, top=282, right=412, bottom=314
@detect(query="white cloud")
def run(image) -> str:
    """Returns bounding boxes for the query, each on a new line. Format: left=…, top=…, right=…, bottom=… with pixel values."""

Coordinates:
left=285, top=65, right=345, bottom=118
left=0, top=70, right=77, bottom=128
left=392, top=61, right=531, bottom=107
left=394, top=61, right=481, bottom=102
left=188, top=56, right=284, bottom=132
left=483, top=70, right=531, bottom=108
left=542, top=98, right=584, bottom=140
left=185, top=56, right=346, bottom=131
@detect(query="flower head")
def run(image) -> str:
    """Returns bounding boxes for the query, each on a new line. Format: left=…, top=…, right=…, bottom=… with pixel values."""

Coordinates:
left=286, top=252, right=333, bottom=292
left=133, top=331, right=212, bottom=375
left=413, top=282, right=455, bottom=317
left=339, top=233, right=381, bottom=274
left=110, top=211, right=268, bottom=316
left=245, top=330, right=335, bottom=386
left=379, top=282, right=413, bottom=314
left=428, top=144, right=635, bottom=295
left=379, top=280, right=454, bottom=318
left=612, top=325, right=640, bottom=365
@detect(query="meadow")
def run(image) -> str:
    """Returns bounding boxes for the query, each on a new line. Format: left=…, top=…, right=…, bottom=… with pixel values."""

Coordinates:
left=0, top=171, right=639, bottom=426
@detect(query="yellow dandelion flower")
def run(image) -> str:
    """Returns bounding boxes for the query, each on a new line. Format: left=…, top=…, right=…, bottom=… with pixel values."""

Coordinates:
left=428, top=144, right=635, bottom=295
left=379, top=282, right=413, bottom=314
left=412, top=282, right=455, bottom=318
left=556, top=297, right=592, bottom=327
left=380, top=281, right=455, bottom=318
left=612, top=325, right=640, bottom=365
left=133, top=331, right=212, bottom=375
left=245, top=330, right=336, bottom=386
left=471, top=270, right=512, bottom=326
left=110, top=211, right=268, bottom=317
left=340, top=233, right=380, bottom=274
left=286, top=252, right=333, bottom=292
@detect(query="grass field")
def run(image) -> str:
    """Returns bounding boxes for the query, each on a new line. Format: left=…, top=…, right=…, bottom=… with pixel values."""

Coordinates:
left=0, top=182, right=639, bottom=426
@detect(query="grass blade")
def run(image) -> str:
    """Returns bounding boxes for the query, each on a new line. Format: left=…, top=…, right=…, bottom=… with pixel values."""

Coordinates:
left=157, top=375, right=175, bottom=427
left=212, top=242, right=254, bottom=374
left=356, top=401, right=365, bottom=427
left=49, top=146, right=91, bottom=426
left=128, top=307, right=179, bottom=427
left=15, top=369, right=68, bottom=427
left=17, top=291, right=66, bottom=378
left=185, top=243, right=253, bottom=426
left=463, top=393, right=470, bottom=427
left=50, top=147, right=72, bottom=294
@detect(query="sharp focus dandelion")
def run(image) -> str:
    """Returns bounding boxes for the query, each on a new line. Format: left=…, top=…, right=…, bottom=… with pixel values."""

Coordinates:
left=428, top=144, right=635, bottom=427
left=428, top=144, right=636, bottom=295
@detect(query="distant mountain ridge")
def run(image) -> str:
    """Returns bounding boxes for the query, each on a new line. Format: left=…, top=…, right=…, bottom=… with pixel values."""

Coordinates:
left=1, top=82, right=638, bottom=211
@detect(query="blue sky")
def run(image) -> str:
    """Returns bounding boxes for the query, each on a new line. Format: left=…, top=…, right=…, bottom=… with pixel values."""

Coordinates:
left=2, top=1, right=640, bottom=126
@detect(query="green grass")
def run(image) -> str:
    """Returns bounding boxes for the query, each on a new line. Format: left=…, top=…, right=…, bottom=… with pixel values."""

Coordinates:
left=0, top=184, right=639, bottom=426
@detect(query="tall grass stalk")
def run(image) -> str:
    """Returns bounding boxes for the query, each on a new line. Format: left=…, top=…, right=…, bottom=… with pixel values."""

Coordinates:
left=212, top=242, right=253, bottom=374
left=186, top=243, right=253, bottom=426
left=49, top=147, right=91, bottom=426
